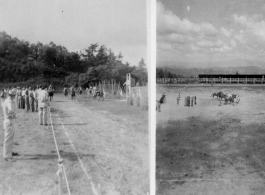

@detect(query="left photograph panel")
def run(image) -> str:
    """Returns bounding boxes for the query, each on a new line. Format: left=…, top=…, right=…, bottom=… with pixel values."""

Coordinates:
left=0, top=0, right=149, bottom=194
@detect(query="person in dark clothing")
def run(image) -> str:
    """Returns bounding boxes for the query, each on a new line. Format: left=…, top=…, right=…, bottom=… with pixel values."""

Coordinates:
left=156, top=93, right=166, bottom=112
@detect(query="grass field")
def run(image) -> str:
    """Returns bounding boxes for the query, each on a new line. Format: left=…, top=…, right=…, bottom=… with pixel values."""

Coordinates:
left=157, top=85, right=265, bottom=195
left=0, top=93, right=149, bottom=195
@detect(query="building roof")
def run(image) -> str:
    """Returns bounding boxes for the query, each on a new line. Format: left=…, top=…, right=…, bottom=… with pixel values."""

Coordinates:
left=199, top=74, right=265, bottom=76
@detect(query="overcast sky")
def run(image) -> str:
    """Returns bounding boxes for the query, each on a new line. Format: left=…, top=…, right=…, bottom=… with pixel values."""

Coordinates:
left=157, top=0, right=265, bottom=65
left=0, top=0, right=146, bottom=65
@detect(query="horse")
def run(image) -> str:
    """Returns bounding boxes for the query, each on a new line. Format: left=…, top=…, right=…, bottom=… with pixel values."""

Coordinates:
left=218, top=92, right=227, bottom=100
left=219, top=93, right=237, bottom=105
left=70, top=90, right=76, bottom=100
left=212, top=92, right=219, bottom=98
left=93, top=91, right=105, bottom=101
left=63, top=88, right=68, bottom=98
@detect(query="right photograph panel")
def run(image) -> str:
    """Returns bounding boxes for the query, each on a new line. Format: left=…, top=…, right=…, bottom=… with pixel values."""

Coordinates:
left=156, top=0, right=265, bottom=194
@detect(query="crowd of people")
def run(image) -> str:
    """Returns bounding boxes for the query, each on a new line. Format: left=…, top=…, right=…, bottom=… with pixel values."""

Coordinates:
left=1, top=85, right=54, bottom=162
left=62, top=85, right=103, bottom=100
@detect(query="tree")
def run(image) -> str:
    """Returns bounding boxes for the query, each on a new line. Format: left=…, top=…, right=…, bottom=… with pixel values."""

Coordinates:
left=138, top=58, right=146, bottom=69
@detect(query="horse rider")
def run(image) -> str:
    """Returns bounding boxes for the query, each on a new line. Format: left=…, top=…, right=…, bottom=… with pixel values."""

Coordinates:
left=70, top=85, right=75, bottom=100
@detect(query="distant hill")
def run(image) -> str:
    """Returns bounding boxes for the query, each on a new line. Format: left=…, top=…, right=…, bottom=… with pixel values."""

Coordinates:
left=157, top=59, right=265, bottom=77
left=158, top=59, right=265, bottom=68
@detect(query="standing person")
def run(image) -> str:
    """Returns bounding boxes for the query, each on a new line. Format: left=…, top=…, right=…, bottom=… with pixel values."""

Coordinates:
left=33, top=87, right=38, bottom=112
left=85, top=87, right=89, bottom=96
left=25, top=87, right=30, bottom=111
left=176, top=96, right=180, bottom=105
left=89, top=85, right=93, bottom=96
left=15, top=87, right=19, bottom=108
left=48, top=85, right=54, bottom=101
left=0, top=88, right=7, bottom=107
left=63, top=87, right=68, bottom=98
left=16, top=87, right=22, bottom=109
left=2, top=89, right=17, bottom=161
left=21, top=87, right=26, bottom=109
left=29, top=87, right=35, bottom=112
left=156, top=93, right=166, bottom=112
left=38, top=85, right=49, bottom=126
left=92, top=85, right=97, bottom=96
left=78, top=86, right=82, bottom=95
left=70, top=85, right=75, bottom=100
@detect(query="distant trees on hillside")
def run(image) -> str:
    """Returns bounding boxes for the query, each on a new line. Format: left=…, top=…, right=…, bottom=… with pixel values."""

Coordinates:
left=0, top=31, right=147, bottom=87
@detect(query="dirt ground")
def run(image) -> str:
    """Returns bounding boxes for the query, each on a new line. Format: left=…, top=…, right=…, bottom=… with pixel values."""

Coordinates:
left=0, top=93, right=149, bottom=195
left=156, top=85, right=265, bottom=195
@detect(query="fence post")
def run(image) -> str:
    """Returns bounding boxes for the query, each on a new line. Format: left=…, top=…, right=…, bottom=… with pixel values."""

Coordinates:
left=56, top=158, right=64, bottom=195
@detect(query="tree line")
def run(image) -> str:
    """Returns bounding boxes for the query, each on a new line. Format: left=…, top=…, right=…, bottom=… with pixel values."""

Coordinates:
left=0, top=31, right=147, bottom=88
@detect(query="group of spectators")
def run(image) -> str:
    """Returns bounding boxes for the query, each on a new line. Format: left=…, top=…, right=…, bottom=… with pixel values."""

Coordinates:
left=1, top=85, right=53, bottom=162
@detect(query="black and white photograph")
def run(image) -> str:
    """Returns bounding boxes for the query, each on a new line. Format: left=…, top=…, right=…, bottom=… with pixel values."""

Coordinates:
left=0, top=0, right=149, bottom=194
left=156, top=0, right=265, bottom=194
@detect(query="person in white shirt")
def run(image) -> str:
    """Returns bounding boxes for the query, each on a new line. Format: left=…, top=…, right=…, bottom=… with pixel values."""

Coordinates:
left=2, top=89, right=17, bottom=161
left=33, top=87, right=38, bottom=112
left=38, top=85, right=50, bottom=126
left=29, top=87, right=35, bottom=112
left=24, top=87, right=30, bottom=111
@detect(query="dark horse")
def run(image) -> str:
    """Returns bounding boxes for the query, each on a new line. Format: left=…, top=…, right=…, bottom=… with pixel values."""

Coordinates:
left=219, top=94, right=237, bottom=105
left=93, top=91, right=105, bottom=101
left=212, top=92, right=219, bottom=98
left=212, top=91, right=225, bottom=100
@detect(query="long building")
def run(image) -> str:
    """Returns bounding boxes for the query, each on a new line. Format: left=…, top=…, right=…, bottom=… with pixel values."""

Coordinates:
left=198, top=74, right=265, bottom=84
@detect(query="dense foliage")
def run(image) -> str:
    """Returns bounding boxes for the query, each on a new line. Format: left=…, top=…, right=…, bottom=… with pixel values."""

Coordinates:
left=0, top=31, right=147, bottom=88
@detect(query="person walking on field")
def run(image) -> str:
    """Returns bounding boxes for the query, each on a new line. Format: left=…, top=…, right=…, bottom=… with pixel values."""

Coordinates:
left=2, top=89, right=17, bottom=162
left=38, top=85, right=50, bottom=126
left=156, top=93, right=166, bottom=112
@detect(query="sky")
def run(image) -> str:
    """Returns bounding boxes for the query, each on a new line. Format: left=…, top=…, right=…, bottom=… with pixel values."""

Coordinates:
left=0, top=0, right=146, bottom=65
left=157, top=0, right=265, bottom=65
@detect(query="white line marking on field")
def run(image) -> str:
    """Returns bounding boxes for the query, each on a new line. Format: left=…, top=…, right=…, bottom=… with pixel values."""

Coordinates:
left=57, top=113, right=92, bottom=181
left=57, top=113, right=102, bottom=195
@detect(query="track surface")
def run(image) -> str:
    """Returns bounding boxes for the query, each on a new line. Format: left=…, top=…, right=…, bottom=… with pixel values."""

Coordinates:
left=157, top=86, right=265, bottom=195
left=0, top=94, right=149, bottom=195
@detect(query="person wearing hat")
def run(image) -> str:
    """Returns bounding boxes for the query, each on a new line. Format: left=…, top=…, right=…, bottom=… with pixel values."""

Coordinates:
left=2, top=89, right=17, bottom=161
left=38, top=85, right=50, bottom=126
